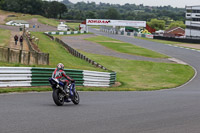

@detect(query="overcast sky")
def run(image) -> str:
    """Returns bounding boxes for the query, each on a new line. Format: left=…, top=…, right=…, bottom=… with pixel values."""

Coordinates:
left=61, top=0, right=200, bottom=8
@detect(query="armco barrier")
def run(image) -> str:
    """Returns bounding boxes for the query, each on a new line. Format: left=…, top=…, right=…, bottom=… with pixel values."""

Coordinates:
left=0, top=67, right=116, bottom=87
left=44, top=31, right=88, bottom=35
left=100, top=27, right=153, bottom=39
left=31, top=67, right=84, bottom=86
left=0, top=67, right=32, bottom=87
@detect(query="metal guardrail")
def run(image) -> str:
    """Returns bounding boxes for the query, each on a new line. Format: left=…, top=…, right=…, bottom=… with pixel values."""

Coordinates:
left=0, top=67, right=32, bottom=87
left=100, top=27, right=153, bottom=39
left=44, top=31, right=87, bottom=35
left=0, top=67, right=116, bottom=87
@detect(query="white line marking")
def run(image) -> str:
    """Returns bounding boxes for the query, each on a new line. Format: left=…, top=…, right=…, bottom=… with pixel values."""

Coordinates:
left=174, top=65, right=197, bottom=89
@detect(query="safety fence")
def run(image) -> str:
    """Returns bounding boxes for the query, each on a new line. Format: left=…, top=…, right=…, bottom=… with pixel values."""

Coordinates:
left=44, top=31, right=88, bottom=35
left=100, top=27, right=153, bottom=39
left=0, top=46, right=49, bottom=65
left=0, top=67, right=116, bottom=87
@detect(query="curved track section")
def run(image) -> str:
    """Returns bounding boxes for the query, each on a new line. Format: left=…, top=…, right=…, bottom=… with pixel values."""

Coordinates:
left=1, top=29, right=200, bottom=133
left=90, top=28, right=200, bottom=91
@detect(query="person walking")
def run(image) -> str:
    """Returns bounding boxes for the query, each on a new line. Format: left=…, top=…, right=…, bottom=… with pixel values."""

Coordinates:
left=14, top=35, right=18, bottom=45
left=19, top=35, right=23, bottom=50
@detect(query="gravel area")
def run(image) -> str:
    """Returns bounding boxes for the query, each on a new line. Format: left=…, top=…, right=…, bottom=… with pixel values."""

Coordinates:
left=61, top=34, right=174, bottom=63
left=27, top=18, right=57, bottom=32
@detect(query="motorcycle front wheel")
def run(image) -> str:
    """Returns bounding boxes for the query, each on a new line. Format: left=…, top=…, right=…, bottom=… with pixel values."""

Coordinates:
left=72, top=91, right=80, bottom=105
left=52, top=89, right=64, bottom=106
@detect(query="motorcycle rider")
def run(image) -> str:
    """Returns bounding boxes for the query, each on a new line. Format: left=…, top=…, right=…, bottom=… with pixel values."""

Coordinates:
left=52, top=63, right=74, bottom=94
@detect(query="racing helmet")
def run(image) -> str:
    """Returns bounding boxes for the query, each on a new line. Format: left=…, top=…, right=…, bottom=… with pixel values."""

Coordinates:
left=57, top=63, right=64, bottom=70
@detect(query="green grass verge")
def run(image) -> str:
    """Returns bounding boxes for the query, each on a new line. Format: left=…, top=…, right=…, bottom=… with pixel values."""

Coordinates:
left=0, top=28, right=10, bottom=47
left=67, top=22, right=80, bottom=30
left=85, top=36, right=168, bottom=58
left=135, top=36, right=188, bottom=45
left=79, top=51, right=194, bottom=91
left=37, top=18, right=59, bottom=27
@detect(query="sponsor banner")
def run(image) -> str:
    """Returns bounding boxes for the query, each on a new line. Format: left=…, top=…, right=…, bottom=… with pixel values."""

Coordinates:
left=146, top=34, right=154, bottom=39
left=86, top=19, right=146, bottom=27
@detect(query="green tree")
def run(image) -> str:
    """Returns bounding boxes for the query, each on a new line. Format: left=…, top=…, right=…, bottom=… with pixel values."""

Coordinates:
left=105, top=8, right=121, bottom=19
left=42, top=1, right=67, bottom=19
left=148, top=19, right=166, bottom=30
left=58, top=3, right=68, bottom=19
left=19, top=0, right=43, bottom=14
left=0, top=0, right=186, bottom=22
left=86, top=11, right=96, bottom=19
left=0, top=0, right=5, bottom=9
left=62, top=0, right=73, bottom=5
left=168, top=21, right=186, bottom=29
left=1, top=0, right=21, bottom=12
left=97, top=10, right=106, bottom=19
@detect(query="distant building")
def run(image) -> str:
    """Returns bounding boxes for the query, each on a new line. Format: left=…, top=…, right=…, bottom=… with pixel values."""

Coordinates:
left=185, top=5, right=200, bottom=38
left=164, top=27, right=185, bottom=37
left=57, top=22, right=68, bottom=31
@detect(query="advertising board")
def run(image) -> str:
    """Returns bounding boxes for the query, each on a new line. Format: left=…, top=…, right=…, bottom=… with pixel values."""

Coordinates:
left=86, top=19, right=146, bottom=27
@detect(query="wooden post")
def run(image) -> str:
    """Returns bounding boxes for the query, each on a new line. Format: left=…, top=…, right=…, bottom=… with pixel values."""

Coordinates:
left=47, top=53, right=49, bottom=65
left=7, top=48, right=10, bottom=62
left=28, top=52, right=31, bottom=65
left=19, top=50, right=22, bottom=63
left=36, top=52, right=39, bottom=65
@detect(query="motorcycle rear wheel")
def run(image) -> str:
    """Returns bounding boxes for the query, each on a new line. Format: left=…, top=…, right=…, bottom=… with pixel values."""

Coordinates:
left=52, top=89, right=64, bottom=106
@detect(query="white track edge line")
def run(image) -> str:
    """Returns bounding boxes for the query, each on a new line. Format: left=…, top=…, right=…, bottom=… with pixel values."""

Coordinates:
left=173, top=65, right=197, bottom=89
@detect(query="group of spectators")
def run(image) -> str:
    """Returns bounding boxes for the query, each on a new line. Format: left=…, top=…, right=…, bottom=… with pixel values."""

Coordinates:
left=14, top=35, right=23, bottom=50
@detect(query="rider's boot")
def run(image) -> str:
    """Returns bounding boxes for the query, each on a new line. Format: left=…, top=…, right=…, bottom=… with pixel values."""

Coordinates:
left=64, top=84, right=69, bottom=93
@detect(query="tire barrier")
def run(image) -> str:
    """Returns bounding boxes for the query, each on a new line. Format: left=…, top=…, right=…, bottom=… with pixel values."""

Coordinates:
left=0, top=67, right=116, bottom=87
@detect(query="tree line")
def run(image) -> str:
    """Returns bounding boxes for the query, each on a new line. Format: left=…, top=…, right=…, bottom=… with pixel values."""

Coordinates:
left=63, top=0, right=185, bottom=21
left=0, top=0, right=67, bottom=19
left=0, top=0, right=186, bottom=30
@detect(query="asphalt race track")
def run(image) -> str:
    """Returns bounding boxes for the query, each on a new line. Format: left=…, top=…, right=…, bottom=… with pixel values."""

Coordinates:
left=1, top=29, right=200, bottom=133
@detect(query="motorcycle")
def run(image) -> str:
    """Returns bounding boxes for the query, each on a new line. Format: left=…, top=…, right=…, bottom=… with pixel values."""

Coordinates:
left=49, top=78, right=80, bottom=106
